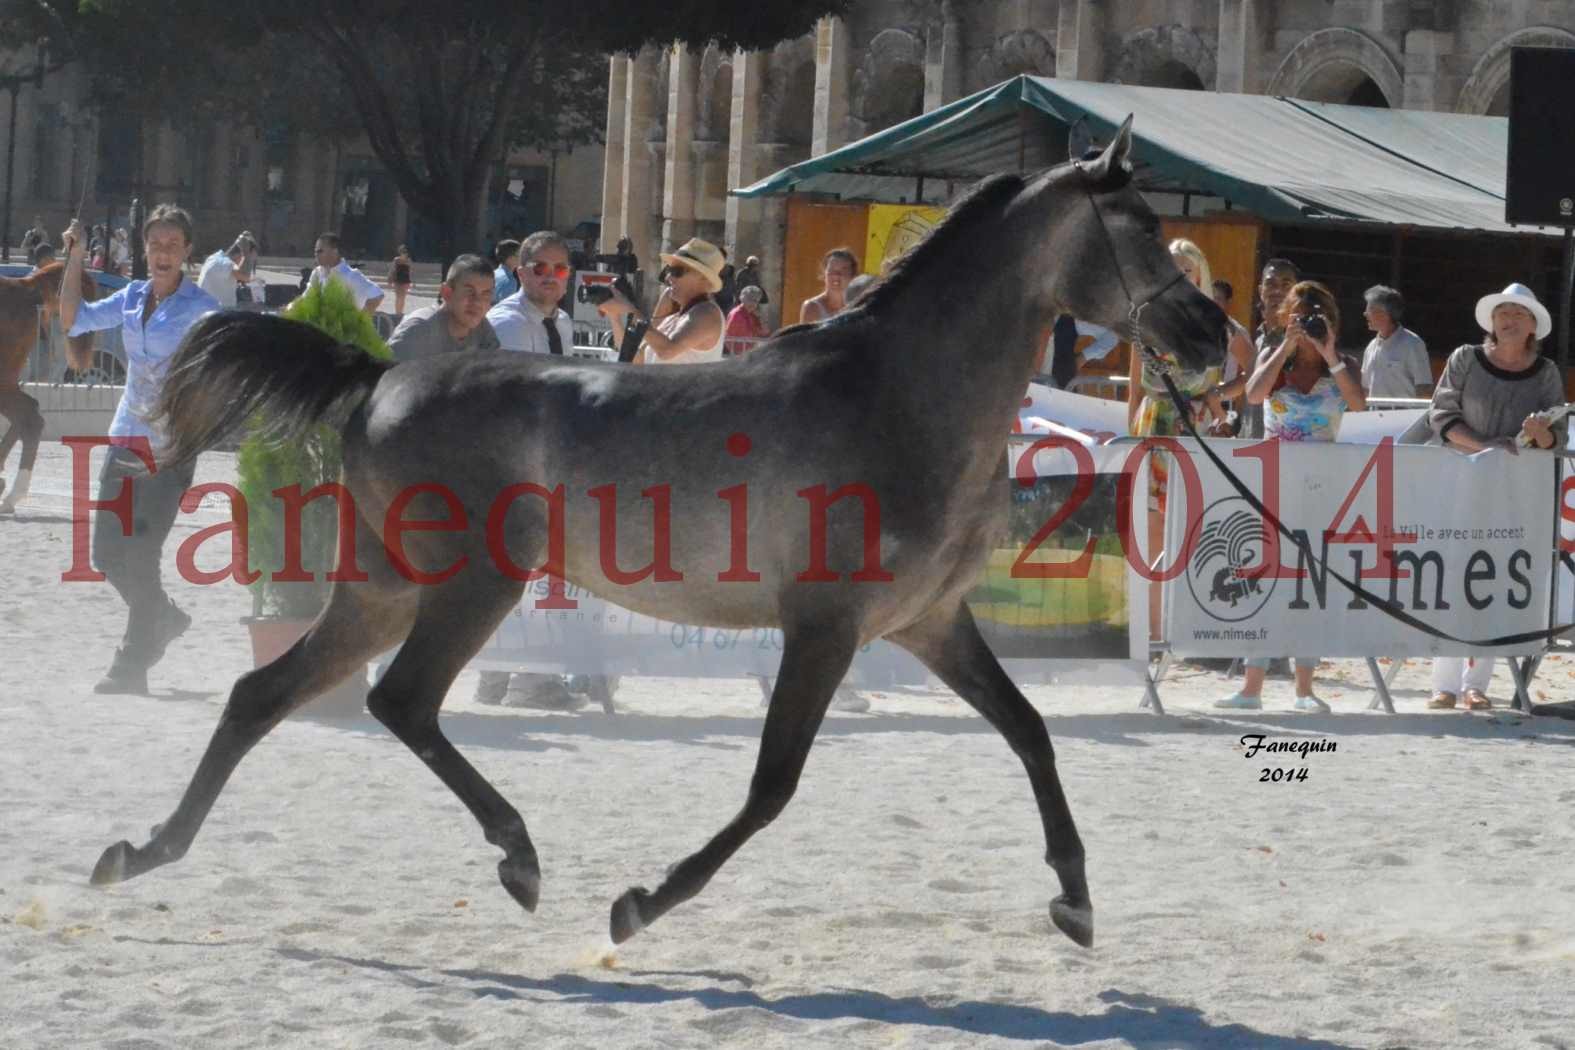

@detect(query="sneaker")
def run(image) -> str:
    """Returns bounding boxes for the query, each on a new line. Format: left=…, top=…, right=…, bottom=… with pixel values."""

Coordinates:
left=474, top=672, right=509, bottom=706
left=1213, top=692, right=1262, bottom=710
left=503, top=677, right=587, bottom=712
left=829, top=687, right=871, bottom=713
left=1292, top=694, right=1331, bottom=713
left=94, top=648, right=149, bottom=696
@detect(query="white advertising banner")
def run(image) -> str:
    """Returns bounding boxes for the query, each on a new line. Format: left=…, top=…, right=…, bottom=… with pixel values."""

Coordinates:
left=1162, top=438, right=1562, bottom=658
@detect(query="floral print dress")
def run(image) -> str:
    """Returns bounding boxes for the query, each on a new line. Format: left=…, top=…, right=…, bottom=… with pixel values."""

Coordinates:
left=1131, top=350, right=1221, bottom=513
left=1264, top=366, right=1354, bottom=443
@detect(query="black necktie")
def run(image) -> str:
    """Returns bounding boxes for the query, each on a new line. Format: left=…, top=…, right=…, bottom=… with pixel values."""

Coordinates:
left=542, top=316, right=564, bottom=356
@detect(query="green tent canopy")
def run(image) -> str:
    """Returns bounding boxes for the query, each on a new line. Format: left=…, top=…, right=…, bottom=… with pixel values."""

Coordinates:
left=733, top=75, right=1557, bottom=237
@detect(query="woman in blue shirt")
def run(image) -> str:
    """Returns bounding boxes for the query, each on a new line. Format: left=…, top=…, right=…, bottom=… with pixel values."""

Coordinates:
left=59, top=204, right=221, bottom=695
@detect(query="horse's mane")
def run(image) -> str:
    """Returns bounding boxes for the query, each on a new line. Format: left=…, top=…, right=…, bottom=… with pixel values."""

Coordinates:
left=856, top=173, right=1028, bottom=314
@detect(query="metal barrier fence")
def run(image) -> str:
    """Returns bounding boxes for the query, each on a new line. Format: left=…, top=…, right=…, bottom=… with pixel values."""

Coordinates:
left=19, top=309, right=127, bottom=385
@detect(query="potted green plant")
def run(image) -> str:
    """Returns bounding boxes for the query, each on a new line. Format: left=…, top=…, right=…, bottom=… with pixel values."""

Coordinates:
left=238, top=279, right=393, bottom=715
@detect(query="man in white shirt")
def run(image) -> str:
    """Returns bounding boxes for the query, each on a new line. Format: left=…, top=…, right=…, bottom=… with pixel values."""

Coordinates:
left=485, top=230, right=574, bottom=357
left=1360, top=285, right=1432, bottom=399
left=196, top=233, right=255, bottom=308
left=305, top=232, right=384, bottom=315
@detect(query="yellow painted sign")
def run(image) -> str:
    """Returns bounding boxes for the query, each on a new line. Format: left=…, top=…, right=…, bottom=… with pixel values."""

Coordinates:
left=864, top=204, right=946, bottom=275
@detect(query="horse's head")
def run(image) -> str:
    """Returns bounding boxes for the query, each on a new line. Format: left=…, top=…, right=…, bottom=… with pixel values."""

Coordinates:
left=1033, top=116, right=1227, bottom=379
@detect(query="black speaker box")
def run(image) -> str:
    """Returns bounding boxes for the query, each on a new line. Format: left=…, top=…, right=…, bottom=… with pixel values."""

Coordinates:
left=1506, top=46, right=1575, bottom=227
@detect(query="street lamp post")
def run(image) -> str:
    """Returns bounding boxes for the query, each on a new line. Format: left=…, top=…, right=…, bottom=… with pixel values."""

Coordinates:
left=2, top=79, right=18, bottom=263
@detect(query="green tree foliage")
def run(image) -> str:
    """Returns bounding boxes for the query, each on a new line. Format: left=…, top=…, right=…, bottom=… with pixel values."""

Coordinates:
left=237, top=279, right=390, bottom=619
left=55, top=0, right=848, bottom=256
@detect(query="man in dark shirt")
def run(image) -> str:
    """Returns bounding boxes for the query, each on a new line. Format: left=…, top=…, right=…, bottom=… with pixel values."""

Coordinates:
left=387, top=255, right=502, bottom=363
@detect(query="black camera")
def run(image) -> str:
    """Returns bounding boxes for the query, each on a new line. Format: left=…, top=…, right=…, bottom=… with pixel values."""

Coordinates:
left=1297, top=307, right=1328, bottom=341
left=576, top=274, right=635, bottom=306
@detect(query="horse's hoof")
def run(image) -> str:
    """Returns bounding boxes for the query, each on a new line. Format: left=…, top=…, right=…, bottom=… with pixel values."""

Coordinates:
left=610, top=887, right=651, bottom=944
left=91, top=841, right=135, bottom=886
left=498, top=853, right=540, bottom=913
left=1049, top=895, right=1094, bottom=948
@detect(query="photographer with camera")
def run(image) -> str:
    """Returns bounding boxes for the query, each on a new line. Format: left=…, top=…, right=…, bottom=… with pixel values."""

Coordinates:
left=1215, top=280, right=1365, bottom=714
left=596, top=237, right=726, bottom=365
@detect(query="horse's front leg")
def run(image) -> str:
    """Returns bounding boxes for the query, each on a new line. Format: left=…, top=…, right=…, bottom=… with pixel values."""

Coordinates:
left=93, top=578, right=417, bottom=885
left=367, top=575, right=545, bottom=913
left=610, top=620, right=857, bottom=943
left=891, top=601, right=1093, bottom=947
left=0, top=387, right=43, bottom=514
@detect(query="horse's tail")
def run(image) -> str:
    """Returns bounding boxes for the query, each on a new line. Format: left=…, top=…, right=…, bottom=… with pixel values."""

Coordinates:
left=156, top=311, right=391, bottom=465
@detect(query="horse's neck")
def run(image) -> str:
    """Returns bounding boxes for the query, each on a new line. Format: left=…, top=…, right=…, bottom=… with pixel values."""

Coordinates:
left=876, top=256, right=1050, bottom=420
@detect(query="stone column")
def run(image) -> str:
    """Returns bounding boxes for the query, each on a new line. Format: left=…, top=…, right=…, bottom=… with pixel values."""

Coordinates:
left=1055, top=0, right=1104, bottom=83
left=1402, top=29, right=1453, bottom=112
left=725, top=49, right=764, bottom=259
left=753, top=142, right=796, bottom=330
left=924, top=2, right=964, bottom=112
left=600, top=55, right=628, bottom=254
left=662, top=43, right=699, bottom=251
left=621, top=46, right=661, bottom=263
left=1216, top=0, right=1260, bottom=94
left=812, top=16, right=851, bottom=156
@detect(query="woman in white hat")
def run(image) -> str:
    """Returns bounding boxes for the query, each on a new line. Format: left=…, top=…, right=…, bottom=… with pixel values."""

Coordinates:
left=597, top=237, right=726, bottom=365
left=1426, top=281, right=1566, bottom=710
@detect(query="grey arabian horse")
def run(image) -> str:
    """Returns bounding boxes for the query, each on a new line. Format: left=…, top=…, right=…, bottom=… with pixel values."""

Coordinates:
left=91, top=118, right=1226, bottom=949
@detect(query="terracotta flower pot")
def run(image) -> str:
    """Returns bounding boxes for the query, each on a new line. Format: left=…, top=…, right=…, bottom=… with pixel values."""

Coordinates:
left=242, top=616, right=369, bottom=718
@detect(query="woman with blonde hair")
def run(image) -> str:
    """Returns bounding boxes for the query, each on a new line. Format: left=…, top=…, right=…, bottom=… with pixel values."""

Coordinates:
left=1127, top=238, right=1255, bottom=639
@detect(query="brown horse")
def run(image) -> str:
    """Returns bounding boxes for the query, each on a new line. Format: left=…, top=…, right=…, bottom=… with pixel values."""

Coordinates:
left=0, top=261, right=99, bottom=513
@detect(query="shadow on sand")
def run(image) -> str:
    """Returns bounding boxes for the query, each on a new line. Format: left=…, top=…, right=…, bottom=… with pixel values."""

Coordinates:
left=294, top=701, right=1575, bottom=756
left=270, top=946, right=1362, bottom=1048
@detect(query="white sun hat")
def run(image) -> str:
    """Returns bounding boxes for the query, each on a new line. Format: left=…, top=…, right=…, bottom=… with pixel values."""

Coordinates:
left=1474, top=282, right=1552, bottom=340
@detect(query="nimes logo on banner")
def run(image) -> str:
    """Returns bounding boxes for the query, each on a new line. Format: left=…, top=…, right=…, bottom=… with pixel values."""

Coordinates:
left=1186, top=499, right=1277, bottom=624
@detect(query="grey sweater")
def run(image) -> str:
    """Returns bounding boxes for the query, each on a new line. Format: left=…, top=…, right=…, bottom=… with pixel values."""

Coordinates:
left=1428, top=344, right=1566, bottom=446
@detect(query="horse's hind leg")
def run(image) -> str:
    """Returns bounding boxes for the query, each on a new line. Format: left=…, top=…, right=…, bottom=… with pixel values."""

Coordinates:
left=364, top=575, right=543, bottom=911
left=610, top=621, right=857, bottom=943
left=891, top=601, right=1093, bottom=947
left=0, top=387, right=43, bottom=512
left=91, top=579, right=417, bottom=886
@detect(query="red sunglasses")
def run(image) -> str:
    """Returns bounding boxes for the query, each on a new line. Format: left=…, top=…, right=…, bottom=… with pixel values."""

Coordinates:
left=527, top=261, right=571, bottom=278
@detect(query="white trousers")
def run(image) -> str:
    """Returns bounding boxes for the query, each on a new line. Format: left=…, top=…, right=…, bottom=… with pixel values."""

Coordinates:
left=1431, top=656, right=1495, bottom=695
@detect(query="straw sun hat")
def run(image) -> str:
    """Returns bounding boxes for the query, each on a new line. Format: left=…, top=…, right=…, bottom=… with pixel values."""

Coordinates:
left=659, top=238, right=726, bottom=293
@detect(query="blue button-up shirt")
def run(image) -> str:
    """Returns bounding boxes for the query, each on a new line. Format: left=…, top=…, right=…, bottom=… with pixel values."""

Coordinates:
left=69, top=277, right=220, bottom=445
left=494, top=264, right=520, bottom=304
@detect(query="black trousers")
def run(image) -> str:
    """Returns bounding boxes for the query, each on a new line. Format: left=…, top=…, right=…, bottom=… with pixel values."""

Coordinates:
left=92, top=446, right=196, bottom=658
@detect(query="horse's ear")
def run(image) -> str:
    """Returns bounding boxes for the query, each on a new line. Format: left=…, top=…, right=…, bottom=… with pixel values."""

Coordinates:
left=1067, top=116, right=1093, bottom=162
left=1109, top=114, right=1135, bottom=172
left=1077, top=114, right=1135, bottom=182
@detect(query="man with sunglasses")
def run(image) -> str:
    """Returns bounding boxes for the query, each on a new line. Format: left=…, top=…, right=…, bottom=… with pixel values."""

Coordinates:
left=477, top=230, right=602, bottom=711
left=486, top=230, right=575, bottom=358
left=304, top=232, right=384, bottom=315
